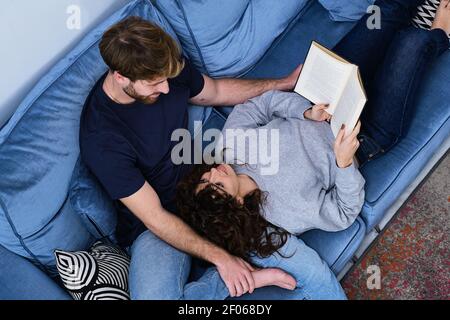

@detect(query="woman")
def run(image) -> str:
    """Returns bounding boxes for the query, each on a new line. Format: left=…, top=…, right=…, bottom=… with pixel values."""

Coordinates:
left=177, top=0, right=450, bottom=300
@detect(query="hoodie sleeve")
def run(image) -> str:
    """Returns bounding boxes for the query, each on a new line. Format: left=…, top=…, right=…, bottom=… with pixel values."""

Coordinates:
left=222, top=90, right=313, bottom=131
left=317, top=163, right=366, bottom=231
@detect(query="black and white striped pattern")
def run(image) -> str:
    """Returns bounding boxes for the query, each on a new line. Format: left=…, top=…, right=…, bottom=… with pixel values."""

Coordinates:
left=412, top=0, right=440, bottom=30
left=54, top=241, right=130, bottom=300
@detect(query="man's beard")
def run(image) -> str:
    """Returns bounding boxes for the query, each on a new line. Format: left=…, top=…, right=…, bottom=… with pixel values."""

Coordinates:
left=123, top=84, right=159, bottom=105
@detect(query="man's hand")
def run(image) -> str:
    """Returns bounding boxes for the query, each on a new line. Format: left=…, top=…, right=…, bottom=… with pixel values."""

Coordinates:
left=215, top=253, right=256, bottom=297
left=304, top=104, right=332, bottom=122
left=279, top=64, right=303, bottom=91
left=334, top=121, right=361, bottom=168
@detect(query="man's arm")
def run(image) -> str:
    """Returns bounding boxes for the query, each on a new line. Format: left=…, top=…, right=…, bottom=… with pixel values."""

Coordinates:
left=190, top=64, right=303, bottom=106
left=120, top=181, right=255, bottom=297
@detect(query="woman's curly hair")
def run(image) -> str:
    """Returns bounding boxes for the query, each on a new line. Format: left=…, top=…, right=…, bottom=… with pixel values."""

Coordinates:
left=176, top=164, right=290, bottom=262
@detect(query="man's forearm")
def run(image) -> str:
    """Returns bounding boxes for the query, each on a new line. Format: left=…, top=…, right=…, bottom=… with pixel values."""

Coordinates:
left=214, top=77, right=291, bottom=106
left=143, top=207, right=228, bottom=266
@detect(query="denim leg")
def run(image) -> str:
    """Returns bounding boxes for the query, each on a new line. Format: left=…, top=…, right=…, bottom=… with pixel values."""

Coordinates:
left=249, top=235, right=347, bottom=300
left=361, top=27, right=449, bottom=154
left=128, top=230, right=229, bottom=300
left=333, top=0, right=425, bottom=88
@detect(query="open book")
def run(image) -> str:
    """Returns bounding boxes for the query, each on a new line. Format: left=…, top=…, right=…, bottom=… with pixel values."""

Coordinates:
left=294, top=41, right=367, bottom=137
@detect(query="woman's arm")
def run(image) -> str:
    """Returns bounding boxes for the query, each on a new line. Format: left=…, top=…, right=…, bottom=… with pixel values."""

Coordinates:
left=317, top=163, right=366, bottom=231
left=318, top=123, right=365, bottom=231
left=222, top=90, right=313, bottom=131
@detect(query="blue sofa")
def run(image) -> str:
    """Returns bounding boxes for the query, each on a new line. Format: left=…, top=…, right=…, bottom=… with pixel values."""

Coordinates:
left=1, top=0, right=449, bottom=300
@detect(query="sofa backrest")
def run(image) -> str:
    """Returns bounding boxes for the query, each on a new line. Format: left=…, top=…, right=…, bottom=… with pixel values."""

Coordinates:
left=153, top=0, right=310, bottom=77
left=0, top=0, right=179, bottom=274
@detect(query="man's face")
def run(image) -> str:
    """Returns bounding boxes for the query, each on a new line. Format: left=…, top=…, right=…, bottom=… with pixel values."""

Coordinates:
left=123, top=77, right=170, bottom=104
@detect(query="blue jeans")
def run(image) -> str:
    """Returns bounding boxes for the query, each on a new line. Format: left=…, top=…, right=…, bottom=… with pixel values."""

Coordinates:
left=128, top=230, right=346, bottom=300
left=332, top=0, right=449, bottom=165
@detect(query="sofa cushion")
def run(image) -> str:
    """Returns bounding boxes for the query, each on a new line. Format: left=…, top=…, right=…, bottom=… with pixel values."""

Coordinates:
left=360, top=49, right=450, bottom=231
left=153, top=0, right=310, bottom=77
left=218, top=0, right=357, bottom=117
left=0, top=0, right=179, bottom=272
left=319, top=0, right=375, bottom=22
left=0, top=244, right=71, bottom=300
left=69, top=157, right=118, bottom=242
left=300, top=217, right=366, bottom=274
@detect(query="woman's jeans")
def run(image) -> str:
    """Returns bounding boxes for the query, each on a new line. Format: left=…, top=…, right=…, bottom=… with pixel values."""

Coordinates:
left=127, top=0, right=449, bottom=300
left=332, top=0, right=449, bottom=165
left=128, top=230, right=346, bottom=300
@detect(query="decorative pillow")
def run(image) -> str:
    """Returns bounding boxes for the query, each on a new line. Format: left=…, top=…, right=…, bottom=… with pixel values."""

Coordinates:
left=412, top=0, right=439, bottom=30
left=318, top=0, right=375, bottom=22
left=54, top=241, right=130, bottom=300
left=153, top=0, right=310, bottom=77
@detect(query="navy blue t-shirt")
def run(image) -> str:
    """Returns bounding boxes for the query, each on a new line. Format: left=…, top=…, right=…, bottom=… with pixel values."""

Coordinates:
left=79, top=58, right=205, bottom=248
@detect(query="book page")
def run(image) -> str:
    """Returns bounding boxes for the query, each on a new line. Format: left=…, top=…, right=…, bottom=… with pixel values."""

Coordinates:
left=330, top=68, right=367, bottom=137
left=294, top=42, right=352, bottom=114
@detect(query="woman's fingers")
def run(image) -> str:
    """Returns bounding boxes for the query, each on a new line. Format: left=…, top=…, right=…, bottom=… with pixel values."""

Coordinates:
left=351, top=121, right=361, bottom=137
left=315, top=104, right=329, bottom=110
left=344, top=121, right=361, bottom=142
left=335, top=124, right=346, bottom=145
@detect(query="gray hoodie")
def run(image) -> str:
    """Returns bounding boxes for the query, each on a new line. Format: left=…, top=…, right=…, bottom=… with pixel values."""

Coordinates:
left=219, top=90, right=365, bottom=234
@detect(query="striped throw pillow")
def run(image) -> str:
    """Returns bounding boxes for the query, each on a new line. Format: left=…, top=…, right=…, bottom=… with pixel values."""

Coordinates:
left=412, top=0, right=440, bottom=30
left=54, top=241, right=130, bottom=300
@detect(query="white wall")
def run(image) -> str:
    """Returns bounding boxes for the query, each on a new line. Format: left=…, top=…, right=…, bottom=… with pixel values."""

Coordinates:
left=0, top=0, right=131, bottom=128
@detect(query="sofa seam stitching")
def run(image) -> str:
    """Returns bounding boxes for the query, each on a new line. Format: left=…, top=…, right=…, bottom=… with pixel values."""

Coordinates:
left=329, top=217, right=364, bottom=272
left=0, top=195, right=48, bottom=272
left=364, top=116, right=449, bottom=208
left=174, top=0, right=210, bottom=75
left=239, top=0, right=314, bottom=77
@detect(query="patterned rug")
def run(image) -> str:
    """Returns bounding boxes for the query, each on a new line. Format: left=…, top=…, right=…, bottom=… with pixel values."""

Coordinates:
left=341, top=153, right=449, bottom=300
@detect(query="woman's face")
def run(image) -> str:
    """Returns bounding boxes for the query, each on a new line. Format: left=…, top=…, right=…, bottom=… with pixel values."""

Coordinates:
left=196, top=164, right=240, bottom=197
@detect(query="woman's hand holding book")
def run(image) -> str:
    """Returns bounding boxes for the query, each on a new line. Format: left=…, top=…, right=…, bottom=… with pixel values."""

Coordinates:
left=334, top=121, right=361, bottom=168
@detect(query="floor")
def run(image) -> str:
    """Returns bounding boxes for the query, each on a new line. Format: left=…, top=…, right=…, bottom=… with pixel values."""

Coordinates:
left=341, top=153, right=449, bottom=300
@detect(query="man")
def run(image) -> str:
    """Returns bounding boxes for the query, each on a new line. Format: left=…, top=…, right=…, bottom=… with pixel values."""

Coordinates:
left=80, top=16, right=302, bottom=299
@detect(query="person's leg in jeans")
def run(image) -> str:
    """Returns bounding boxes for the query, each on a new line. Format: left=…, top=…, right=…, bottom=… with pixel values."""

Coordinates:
left=333, top=0, right=426, bottom=89
left=360, top=26, right=449, bottom=157
left=128, top=230, right=229, bottom=300
left=330, top=0, right=449, bottom=164
left=333, top=0, right=424, bottom=162
left=249, top=235, right=347, bottom=300
left=129, top=230, right=344, bottom=300
left=330, top=0, right=425, bottom=164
